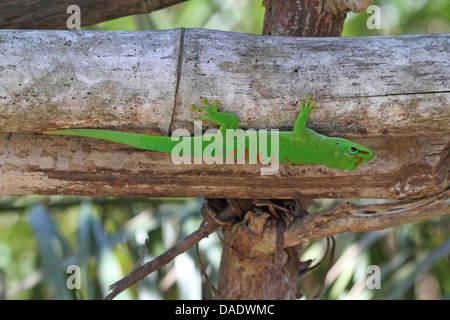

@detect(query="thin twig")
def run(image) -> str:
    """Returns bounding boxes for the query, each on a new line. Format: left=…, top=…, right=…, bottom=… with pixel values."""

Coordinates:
left=195, top=223, right=220, bottom=298
left=104, top=201, right=238, bottom=300
left=285, top=247, right=313, bottom=274
left=104, top=222, right=219, bottom=300
left=313, top=236, right=336, bottom=299
left=306, top=237, right=331, bottom=273
left=130, top=239, right=148, bottom=274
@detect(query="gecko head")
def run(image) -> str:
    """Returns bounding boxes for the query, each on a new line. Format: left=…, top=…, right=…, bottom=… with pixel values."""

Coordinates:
left=324, top=138, right=375, bottom=171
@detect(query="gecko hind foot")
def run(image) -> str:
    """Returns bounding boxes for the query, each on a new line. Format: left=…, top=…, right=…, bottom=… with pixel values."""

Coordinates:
left=299, top=95, right=316, bottom=115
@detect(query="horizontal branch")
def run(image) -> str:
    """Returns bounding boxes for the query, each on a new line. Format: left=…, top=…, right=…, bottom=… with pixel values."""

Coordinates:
left=245, top=189, right=450, bottom=255
left=0, top=0, right=186, bottom=29
left=0, top=133, right=448, bottom=199
left=0, top=30, right=449, bottom=137
left=0, top=30, right=449, bottom=198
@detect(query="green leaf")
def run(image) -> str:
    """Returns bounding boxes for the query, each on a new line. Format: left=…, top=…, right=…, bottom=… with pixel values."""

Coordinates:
left=28, top=204, right=72, bottom=300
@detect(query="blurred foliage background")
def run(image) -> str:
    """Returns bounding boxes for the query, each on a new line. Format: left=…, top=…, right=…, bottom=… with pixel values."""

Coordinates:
left=1, top=0, right=449, bottom=300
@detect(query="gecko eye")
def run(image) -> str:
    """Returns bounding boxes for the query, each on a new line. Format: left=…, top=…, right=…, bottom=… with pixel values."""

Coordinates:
left=349, top=147, right=358, bottom=154
left=336, top=142, right=340, bottom=146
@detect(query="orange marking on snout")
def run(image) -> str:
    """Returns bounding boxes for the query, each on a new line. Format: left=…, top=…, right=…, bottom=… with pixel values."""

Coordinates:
left=354, top=156, right=364, bottom=167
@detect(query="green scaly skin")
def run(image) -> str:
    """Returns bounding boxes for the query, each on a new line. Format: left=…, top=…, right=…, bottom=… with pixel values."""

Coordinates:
left=41, top=95, right=375, bottom=171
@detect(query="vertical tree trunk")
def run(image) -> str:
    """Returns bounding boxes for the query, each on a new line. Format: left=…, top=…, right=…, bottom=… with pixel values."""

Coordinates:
left=262, top=0, right=347, bottom=37
left=217, top=0, right=371, bottom=300
left=218, top=204, right=309, bottom=299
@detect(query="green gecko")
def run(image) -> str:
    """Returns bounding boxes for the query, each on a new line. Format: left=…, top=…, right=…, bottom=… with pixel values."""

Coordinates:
left=41, top=95, right=374, bottom=171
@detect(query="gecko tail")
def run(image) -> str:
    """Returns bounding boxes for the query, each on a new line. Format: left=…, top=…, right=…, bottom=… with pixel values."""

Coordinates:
left=41, top=129, right=82, bottom=135
left=41, top=129, right=142, bottom=149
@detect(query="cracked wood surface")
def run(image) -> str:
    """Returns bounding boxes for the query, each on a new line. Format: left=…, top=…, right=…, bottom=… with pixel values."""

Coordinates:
left=0, top=30, right=449, bottom=199
left=1, top=133, right=448, bottom=199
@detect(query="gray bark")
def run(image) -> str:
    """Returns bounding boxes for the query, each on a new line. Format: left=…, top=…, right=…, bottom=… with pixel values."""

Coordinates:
left=0, top=29, right=449, bottom=199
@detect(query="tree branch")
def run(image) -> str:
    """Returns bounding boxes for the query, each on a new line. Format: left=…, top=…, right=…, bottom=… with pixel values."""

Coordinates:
left=0, top=0, right=187, bottom=29
left=104, top=223, right=218, bottom=300
left=249, top=189, right=450, bottom=255
left=1, top=30, right=449, bottom=200
left=104, top=200, right=239, bottom=300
